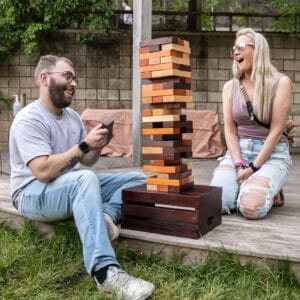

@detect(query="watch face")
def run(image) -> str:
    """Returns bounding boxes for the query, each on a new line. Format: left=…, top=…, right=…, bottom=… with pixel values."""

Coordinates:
left=79, top=141, right=90, bottom=154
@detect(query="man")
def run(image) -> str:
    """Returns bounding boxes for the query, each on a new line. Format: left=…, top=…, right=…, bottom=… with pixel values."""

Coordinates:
left=121, top=0, right=133, bottom=25
left=9, top=55, right=154, bottom=300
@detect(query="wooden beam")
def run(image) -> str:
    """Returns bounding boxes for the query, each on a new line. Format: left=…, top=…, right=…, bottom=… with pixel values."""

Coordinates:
left=132, top=0, right=152, bottom=167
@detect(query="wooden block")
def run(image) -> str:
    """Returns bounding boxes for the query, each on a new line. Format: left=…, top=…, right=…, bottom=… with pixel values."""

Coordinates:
left=142, top=128, right=180, bottom=135
left=152, top=134, right=182, bottom=141
left=161, top=95, right=192, bottom=103
left=149, top=44, right=161, bottom=52
left=139, top=49, right=184, bottom=61
left=142, top=147, right=163, bottom=154
left=142, top=152, right=182, bottom=160
left=141, top=69, right=191, bottom=80
left=142, top=151, right=193, bottom=160
left=143, top=164, right=184, bottom=173
left=160, top=54, right=190, bottom=65
left=139, top=59, right=149, bottom=66
left=142, top=95, right=192, bottom=104
left=147, top=102, right=188, bottom=110
left=142, top=145, right=191, bottom=155
left=148, top=57, right=160, bottom=65
left=142, top=140, right=181, bottom=147
left=152, top=108, right=182, bottom=116
left=121, top=184, right=222, bottom=239
left=152, top=159, right=183, bottom=166
left=146, top=175, right=193, bottom=187
left=168, top=170, right=193, bottom=180
left=142, top=109, right=153, bottom=117
left=181, top=139, right=192, bottom=146
left=140, top=37, right=186, bottom=48
left=161, top=43, right=191, bottom=54
left=142, top=88, right=191, bottom=98
left=139, top=47, right=150, bottom=54
left=142, top=115, right=182, bottom=123
left=142, top=120, right=191, bottom=129
left=147, top=181, right=195, bottom=193
left=140, top=63, right=190, bottom=73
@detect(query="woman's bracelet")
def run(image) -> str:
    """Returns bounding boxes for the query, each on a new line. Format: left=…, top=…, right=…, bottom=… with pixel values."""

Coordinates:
left=249, top=162, right=260, bottom=172
left=234, top=159, right=246, bottom=168
left=235, top=164, right=245, bottom=171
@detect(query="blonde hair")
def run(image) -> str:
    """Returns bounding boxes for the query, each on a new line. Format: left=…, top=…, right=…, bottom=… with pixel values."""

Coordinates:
left=232, top=28, right=278, bottom=121
left=34, top=55, right=74, bottom=85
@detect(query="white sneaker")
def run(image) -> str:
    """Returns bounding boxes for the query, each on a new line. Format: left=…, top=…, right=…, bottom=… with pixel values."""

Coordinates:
left=104, top=213, right=120, bottom=241
left=95, top=266, right=155, bottom=300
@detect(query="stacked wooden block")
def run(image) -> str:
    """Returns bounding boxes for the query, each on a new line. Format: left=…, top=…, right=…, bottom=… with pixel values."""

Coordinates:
left=139, top=36, right=194, bottom=193
left=121, top=37, right=222, bottom=239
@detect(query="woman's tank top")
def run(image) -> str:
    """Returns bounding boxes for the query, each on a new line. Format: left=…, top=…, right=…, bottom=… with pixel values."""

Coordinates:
left=231, top=75, right=286, bottom=141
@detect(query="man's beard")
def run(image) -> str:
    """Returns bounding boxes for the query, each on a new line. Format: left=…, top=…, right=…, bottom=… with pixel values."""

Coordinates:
left=48, top=78, right=73, bottom=109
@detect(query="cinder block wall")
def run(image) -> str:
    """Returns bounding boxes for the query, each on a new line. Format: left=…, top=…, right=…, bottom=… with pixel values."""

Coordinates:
left=0, top=30, right=299, bottom=152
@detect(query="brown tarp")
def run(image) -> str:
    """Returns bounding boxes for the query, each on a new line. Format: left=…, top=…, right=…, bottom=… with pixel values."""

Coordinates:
left=81, top=109, right=225, bottom=158
left=183, top=110, right=226, bottom=158
left=81, top=109, right=133, bottom=157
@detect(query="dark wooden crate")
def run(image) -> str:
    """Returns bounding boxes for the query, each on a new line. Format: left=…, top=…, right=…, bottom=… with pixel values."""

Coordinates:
left=121, top=184, right=222, bottom=239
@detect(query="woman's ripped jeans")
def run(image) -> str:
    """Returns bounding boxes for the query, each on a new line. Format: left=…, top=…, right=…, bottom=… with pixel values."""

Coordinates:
left=210, top=138, right=292, bottom=219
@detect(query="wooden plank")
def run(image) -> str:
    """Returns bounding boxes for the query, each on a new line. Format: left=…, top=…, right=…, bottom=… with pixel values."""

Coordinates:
left=142, top=108, right=182, bottom=117
left=143, top=164, right=184, bottom=173
left=122, top=204, right=199, bottom=224
left=140, top=36, right=185, bottom=48
left=142, top=115, right=182, bottom=123
left=146, top=175, right=194, bottom=187
left=142, top=88, right=192, bottom=97
left=161, top=53, right=190, bottom=65
left=161, top=43, right=191, bottom=54
left=140, top=63, right=190, bottom=73
left=139, top=49, right=184, bottom=60
left=142, top=95, right=192, bottom=104
left=142, top=128, right=180, bottom=135
left=141, top=69, right=191, bottom=79
left=142, top=120, right=192, bottom=129
left=142, top=145, right=192, bottom=155
left=122, top=218, right=200, bottom=239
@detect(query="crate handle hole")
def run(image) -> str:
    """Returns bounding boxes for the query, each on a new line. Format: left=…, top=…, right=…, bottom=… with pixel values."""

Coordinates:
left=207, top=216, right=214, bottom=225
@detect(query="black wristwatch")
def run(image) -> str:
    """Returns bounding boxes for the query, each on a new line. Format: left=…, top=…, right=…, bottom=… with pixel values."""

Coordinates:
left=249, top=162, right=260, bottom=172
left=78, top=141, right=90, bottom=154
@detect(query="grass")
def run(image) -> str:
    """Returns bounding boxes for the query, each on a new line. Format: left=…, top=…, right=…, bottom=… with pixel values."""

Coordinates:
left=0, top=221, right=299, bottom=300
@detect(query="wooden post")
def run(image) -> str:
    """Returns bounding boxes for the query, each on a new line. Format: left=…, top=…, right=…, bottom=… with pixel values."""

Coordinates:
left=132, top=0, right=152, bottom=167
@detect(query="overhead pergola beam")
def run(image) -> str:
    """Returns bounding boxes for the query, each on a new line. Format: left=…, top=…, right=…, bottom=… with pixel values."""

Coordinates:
left=132, top=0, right=152, bottom=167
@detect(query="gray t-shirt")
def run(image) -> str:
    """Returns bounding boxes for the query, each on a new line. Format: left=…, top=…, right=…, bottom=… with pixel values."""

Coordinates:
left=9, top=100, right=86, bottom=200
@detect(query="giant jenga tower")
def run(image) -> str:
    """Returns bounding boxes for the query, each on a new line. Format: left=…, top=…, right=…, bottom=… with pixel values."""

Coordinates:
left=140, top=37, right=194, bottom=193
left=122, top=37, right=222, bottom=239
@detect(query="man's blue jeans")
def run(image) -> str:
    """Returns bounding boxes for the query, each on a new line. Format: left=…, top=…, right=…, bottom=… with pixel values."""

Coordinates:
left=19, top=170, right=146, bottom=275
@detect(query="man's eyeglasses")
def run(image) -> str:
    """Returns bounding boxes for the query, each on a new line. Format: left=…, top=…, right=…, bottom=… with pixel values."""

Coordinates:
left=46, top=71, right=78, bottom=84
left=231, top=42, right=254, bottom=56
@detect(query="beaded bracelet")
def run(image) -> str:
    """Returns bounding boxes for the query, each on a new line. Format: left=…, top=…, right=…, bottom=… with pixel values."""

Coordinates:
left=234, top=159, right=246, bottom=168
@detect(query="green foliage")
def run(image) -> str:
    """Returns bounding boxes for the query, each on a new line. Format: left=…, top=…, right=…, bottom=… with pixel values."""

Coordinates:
left=269, top=0, right=300, bottom=33
left=0, top=0, right=113, bottom=65
left=0, top=96, right=13, bottom=107
left=0, top=221, right=300, bottom=299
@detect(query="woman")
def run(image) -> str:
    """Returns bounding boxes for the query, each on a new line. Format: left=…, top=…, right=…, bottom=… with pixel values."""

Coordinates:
left=210, top=28, right=292, bottom=219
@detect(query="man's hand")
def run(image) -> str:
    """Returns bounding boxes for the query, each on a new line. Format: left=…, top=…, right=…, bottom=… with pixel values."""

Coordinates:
left=84, top=124, right=108, bottom=150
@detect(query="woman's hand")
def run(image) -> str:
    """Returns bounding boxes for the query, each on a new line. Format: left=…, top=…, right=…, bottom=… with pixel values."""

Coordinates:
left=237, top=167, right=253, bottom=185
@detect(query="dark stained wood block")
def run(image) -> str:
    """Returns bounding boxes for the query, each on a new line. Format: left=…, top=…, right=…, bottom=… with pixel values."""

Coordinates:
left=121, top=184, right=222, bottom=239
left=140, top=36, right=183, bottom=48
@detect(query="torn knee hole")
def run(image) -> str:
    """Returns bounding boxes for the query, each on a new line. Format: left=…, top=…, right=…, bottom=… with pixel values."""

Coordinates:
left=240, top=188, right=268, bottom=209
